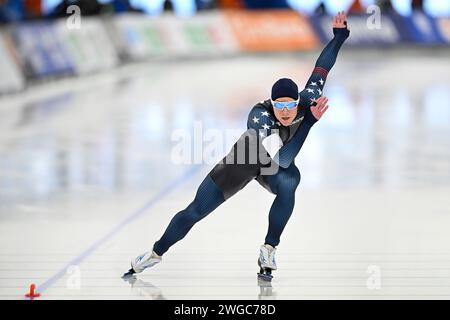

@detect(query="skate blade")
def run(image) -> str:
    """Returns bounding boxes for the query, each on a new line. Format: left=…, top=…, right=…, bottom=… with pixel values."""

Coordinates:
left=122, top=268, right=136, bottom=278
left=257, top=272, right=273, bottom=282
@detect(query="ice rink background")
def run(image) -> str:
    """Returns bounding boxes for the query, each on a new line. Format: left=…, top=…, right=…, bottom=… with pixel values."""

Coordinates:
left=0, top=48, right=450, bottom=299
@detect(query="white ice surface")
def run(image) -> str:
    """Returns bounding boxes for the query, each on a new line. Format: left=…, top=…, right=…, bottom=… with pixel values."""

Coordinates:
left=0, top=50, right=450, bottom=299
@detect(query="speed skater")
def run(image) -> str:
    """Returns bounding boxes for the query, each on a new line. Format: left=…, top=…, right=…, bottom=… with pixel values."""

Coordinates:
left=124, top=12, right=350, bottom=281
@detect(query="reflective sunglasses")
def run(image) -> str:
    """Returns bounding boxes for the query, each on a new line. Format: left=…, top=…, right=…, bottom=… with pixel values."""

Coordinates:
left=271, top=99, right=299, bottom=110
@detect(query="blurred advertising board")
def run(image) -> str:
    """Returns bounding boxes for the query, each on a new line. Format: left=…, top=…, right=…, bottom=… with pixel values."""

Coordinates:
left=164, top=12, right=238, bottom=57
left=390, top=12, right=446, bottom=45
left=12, top=22, right=75, bottom=78
left=409, top=12, right=446, bottom=44
left=436, top=18, right=450, bottom=44
left=224, top=10, right=319, bottom=51
left=0, top=33, right=25, bottom=94
left=55, top=18, right=120, bottom=75
left=310, top=14, right=401, bottom=46
left=113, top=13, right=238, bottom=60
left=111, top=14, right=167, bottom=60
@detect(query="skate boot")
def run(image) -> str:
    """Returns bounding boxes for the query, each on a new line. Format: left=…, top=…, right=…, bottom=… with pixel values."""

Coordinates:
left=123, top=250, right=162, bottom=277
left=257, top=244, right=277, bottom=281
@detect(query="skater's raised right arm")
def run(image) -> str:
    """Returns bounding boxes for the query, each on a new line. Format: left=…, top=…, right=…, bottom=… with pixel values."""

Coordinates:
left=270, top=12, right=350, bottom=169
left=244, top=13, right=349, bottom=170
left=298, top=11, right=350, bottom=110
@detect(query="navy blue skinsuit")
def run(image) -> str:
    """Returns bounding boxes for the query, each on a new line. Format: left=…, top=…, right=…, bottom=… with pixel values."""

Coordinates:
left=153, top=27, right=350, bottom=256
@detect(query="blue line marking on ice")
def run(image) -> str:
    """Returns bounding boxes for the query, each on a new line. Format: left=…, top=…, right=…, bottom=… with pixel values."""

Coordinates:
left=34, top=165, right=203, bottom=296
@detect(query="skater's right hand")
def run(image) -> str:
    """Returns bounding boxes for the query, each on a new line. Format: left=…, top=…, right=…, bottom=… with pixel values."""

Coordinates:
left=332, top=11, right=351, bottom=40
left=332, top=11, right=348, bottom=29
left=310, top=96, right=329, bottom=121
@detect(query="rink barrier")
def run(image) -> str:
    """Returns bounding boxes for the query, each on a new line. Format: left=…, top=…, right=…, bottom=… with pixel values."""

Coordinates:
left=0, top=32, right=25, bottom=94
left=310, top=13, right=450, bottom=46
left=113, top=12, right=239, bottom=61
left=309, top=14, right=401, bottom=46
left=437, top=17, right=450, bottom=44
left=54, top=17, right=120, bottom=75
left=112, top=14, right=173, bottom=60
left=0, top=10, right=449, bottom=95
left=223, top=10, right=319, bottom=51
left=10, top=18, right=119, bottom=80
left=390, top=12, right=447, bottom=45
left=407, top=12, right=447, bottom=44
left=11, top=21, right=76, bottom=79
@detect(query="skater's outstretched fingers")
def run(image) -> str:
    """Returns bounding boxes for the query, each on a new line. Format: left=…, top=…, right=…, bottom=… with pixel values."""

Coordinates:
left=332, top=12, right=339, bottom=28
left=311, top=96, right=329, bottom=120
left=319, top=97, right=328, bottom=111
left=317, top=96, right=328, bottom=106
left=333, top=11, right=347, bottom=29
left=317, top=97, right=328, bottom=112
left=342, top=12, right=349, bottom=28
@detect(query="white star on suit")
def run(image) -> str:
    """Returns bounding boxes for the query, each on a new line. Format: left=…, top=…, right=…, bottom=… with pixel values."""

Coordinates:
left=252, top=116, right=259, bottom=123
left=306, top=88, right=314, bottom=93
left=259, top=131, right=265, bottom=138
left=310, top=97, right=317, bottom=104
left=262, top=124, right=271, bottom=130
left=319, top=78, right=324, bottom=85
left=317, top=88, right=322, bottom=95
left=261, top=111, right=269, bottom=117
left=310, top=82, right=317, bottom=86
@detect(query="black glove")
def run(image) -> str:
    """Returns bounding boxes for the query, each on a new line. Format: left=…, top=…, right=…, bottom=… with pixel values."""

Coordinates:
left=333, top=25, right=350, bottom=40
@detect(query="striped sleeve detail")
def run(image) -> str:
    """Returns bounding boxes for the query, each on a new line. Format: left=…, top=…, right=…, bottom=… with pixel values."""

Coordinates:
left=313, top=67, right=328, bottom=78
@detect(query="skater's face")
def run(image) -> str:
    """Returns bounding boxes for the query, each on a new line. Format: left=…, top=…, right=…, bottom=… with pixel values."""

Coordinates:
left=272, top=97, right=298, bottom=126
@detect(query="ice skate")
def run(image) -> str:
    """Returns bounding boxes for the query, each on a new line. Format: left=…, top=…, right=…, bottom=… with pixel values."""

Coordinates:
left=123, top=251, right=162, bottom=278
left=257, top=244, right=277, bottom=281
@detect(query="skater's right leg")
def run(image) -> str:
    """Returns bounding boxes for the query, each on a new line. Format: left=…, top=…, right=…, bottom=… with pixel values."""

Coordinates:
left=152, top=174, right=225, bottom=256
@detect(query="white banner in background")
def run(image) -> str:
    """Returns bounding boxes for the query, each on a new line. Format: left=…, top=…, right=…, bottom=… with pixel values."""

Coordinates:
left=113, top=13, right=238, bottom=60
left=113, top=14, right=168, bottom=60
left=0, top=34, right=25, bottom=94
left=55, top=18, right=119, bottom=75
left=163, top=12, right=239, bottom=57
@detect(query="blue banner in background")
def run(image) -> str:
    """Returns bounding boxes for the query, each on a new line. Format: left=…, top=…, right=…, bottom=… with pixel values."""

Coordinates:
left=309, top=13, right=449, bottom=46
left=390, top=12, right=446, bottom=44
left=309, top=14, right=403, bottom=46
left=410, top=12, right=446, bottom=44
left=13, top=22, right=75, bottom=78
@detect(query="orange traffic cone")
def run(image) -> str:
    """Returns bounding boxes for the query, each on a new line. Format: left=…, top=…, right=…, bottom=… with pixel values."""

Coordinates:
left=25, top=283, right=41, bottom=298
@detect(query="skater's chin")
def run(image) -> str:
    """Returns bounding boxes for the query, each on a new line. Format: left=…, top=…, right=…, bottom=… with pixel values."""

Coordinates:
left=279, top=117, right=293, bottom=126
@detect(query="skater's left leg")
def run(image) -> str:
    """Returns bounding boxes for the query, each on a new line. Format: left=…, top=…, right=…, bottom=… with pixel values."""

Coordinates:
left=263, top=162, right=301, bottom=247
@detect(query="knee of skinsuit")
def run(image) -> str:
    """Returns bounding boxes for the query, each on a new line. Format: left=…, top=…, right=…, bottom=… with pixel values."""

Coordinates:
left=275, top=169, right=300, bottom=194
